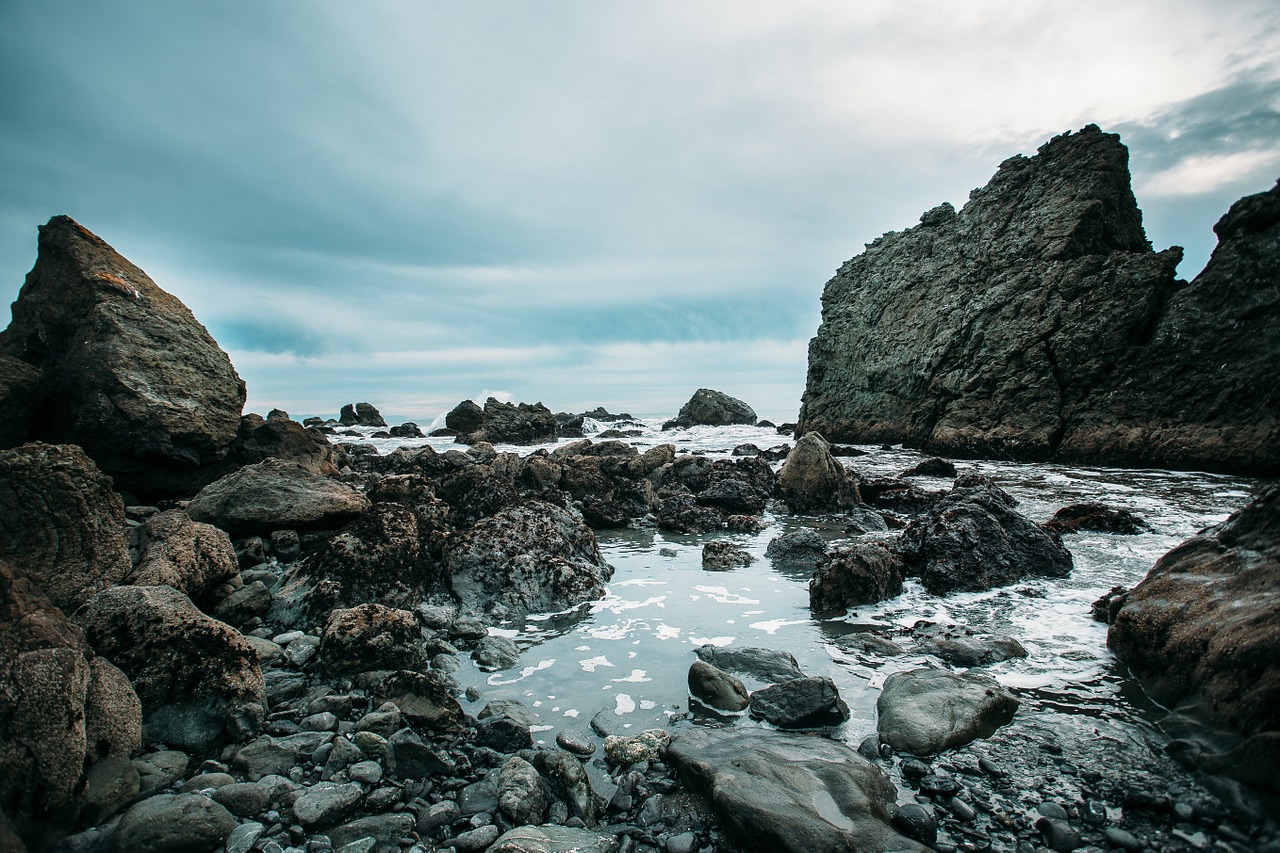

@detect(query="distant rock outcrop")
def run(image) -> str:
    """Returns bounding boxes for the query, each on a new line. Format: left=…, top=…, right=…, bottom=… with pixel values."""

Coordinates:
left=663, top=388, right=757, bottom=429
left=0, top=216, right=247, bottom=495
left=798, top=126, right=1279, bottom=476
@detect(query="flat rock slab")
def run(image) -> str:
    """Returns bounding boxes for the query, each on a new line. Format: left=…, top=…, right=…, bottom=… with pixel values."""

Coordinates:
left=667, top=727, right=927, bottom=853
left=877, top=668, right=1019, bottom=755
left=186, top=458, right=370, bottom=536
left=490, top=824, right=619, bottom=852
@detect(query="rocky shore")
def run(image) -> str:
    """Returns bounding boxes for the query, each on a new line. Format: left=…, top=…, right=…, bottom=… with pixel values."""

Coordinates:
left=1, top=192, right=1278, bottom=853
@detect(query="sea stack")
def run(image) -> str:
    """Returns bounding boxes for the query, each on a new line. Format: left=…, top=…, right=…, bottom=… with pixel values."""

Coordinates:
left=798, top=125, right=1279, bottom=476
left=0, top=216, right=246, bottom=495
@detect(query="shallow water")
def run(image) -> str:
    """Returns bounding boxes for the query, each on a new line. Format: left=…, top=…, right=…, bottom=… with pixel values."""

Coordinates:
left=331, top=420, right=1263, bottom=756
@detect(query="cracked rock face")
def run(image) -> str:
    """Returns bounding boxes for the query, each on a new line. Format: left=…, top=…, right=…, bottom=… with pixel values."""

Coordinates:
left=798, top=125, right=1279, bottom=476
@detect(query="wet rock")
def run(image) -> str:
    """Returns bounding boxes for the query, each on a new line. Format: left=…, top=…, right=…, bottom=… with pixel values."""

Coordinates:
left=833, top=631, right=906, bottom=659
left=272, top=502, right=449, bottom=630
left=700, top=541, right=754, bottom=570
left=327, top=813, right=415, bottom=851
left=215, top=580, right=272, bottom=626
left=0, top=561, right=142, bottom=845
left=877, top=668, right=1019, bottom=755
left=668, top=727, right=927, bottom=852
left=476, top=714, right=534, bottom=753
left=489, top=824, right=618, bottom=853
left=110, top=792, right=236, bottom=853
left=1043, top=502, right=1149, bottom=535
left=1108, top=485, right=1280, bottom=791
left=688, top=660, right=749, bottom=712
left=531, top=749, right=602, bottom=826
left=320, top=604, right=427, bottom=676
left=910, top=622, right=1028, bottom=667
left=899, top=457, right=957, bottom=479
left=656, top=494, right=726, bottom=534
left=748, top=676, right=851, bottom=729
left=389, top=421, right=424, bottom=438
left=694, top=645, right=804, bottom=684
left=472, top=634, right=521, bottom=670
left=212, top=781, right=271, bottom=817
left=225, top=821, right=264, bottom=853
left=78, top=584, right=265, bottom=752
left=897, top=474, right=1072, bottom=594
left=1035, top=816, right=1081, bottom=851
left=809, top=542, right=905, bottom=612
left=370, top=671, right=464, bottom=731
left=797, top=126, right=1280, bottom=476
left=498, top=755, right=548, bottom=825
left=765, top=530, right=829, bottom=566
left=0, top=443, right=130, bottom=611
left=0, top=215, right=245, bottom=496
left=480, top=698, right=540, bottom=728
left=1090, top=585, right=1128, bottom=623
left=890, top=802, right=938, bottom=847
left=456, top=824, right=502, bottom=852
left=187, top=458, right=371, bottom=536
left=604, top=729, right=671, bottom=765
left=232, top=732, right=334, bottom=781
left=445, top=500, right=612, bottom=618
left=133, top=750, right=189, bottom=795
left=777, top=433, right=859, bottom=513
left=130, top=509, right=240, bottom=607
left=292, top=782, right=363, bottom=829
left=555, top=729, right=596, bottom=757
left=662, top=389, right=756, bottom=429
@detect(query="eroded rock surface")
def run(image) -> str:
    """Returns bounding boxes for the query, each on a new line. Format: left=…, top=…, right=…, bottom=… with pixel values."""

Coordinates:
left=0, top=215, right=245, bottom=495
left=798, top=127, right=1279, bottom=475
left=186, top=458, right=371, bottom=536
left=877, top=668, right=1019, bottom=755
left=662, top=389, right=757, bottom=429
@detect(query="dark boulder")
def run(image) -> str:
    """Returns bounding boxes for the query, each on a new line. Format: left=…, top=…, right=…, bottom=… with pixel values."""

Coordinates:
left=668, top=728, right=927, bottom=853
left=766, top=529, right=830, bottom=566
left=897, top=474, right=1072, bottom=594
left=338, top=402, right=386, bottom=427
left=444, top=500, right=612, bottom=618
left=1043, top=502, right=1149, bottom=535
left=688, top=660, right=749, bottom=712
left=78, top=584, right=265, bottom=752
left=809, top=542, right=905, bottom=612
left=0, top=443, right=130, bottom=611
left=0, top=215, right=245, bottom=496
left=232, top=412, right=334, bottom=474
left=1108, top=486, right=1280, bottom=793
left=389, top=421, right=424, bottom=438
left=748, top=676, right=851, bottom=728
left=320, top=604, right=428, bottom=676
left=899, top=457, right=957, bottom=478
left=186, top=458, right=371, bottom=536
left=269, top=501, right=449, bottom=630
left=459, top=398, right=558, bottom=445
left=777, top=433, right=859, bottom=513
left=798, top=127, right=1279, bottom=476
left=0, top=354, right=41, bottom=448
left=694, top=645, right=805, bottom=684
left=662, top=388, right=757, bottom=429
left=0, top=560, right=142, bottom=848
left=701, top=540, right=754, bottom=570
left=444, top=399, right=485, bottom=434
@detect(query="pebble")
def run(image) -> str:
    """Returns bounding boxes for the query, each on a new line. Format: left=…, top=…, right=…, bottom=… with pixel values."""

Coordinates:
left=454, top=824, right=500, bottom=851
left=667, top=831, right=699, bottom=853
left=919, top=773, right=961, bottom=798
left=348, top=760, right=383, bottom=785
left=1036, top=801, right=1069, bottom=820
left=227, top=822, right=266, bottom=853
left=857, top=735, right=881, bottom=761
left=1101, top=827, right=1143, bottom=851
left=1081, top=798, right=1107, bottom=826
left=949, top=796, right=976, bottom=822
left=900, top=758, right=931, bottom=781
left=1035, top=816, right=1081, bottom=852
left=1173, top=800, right=1195, bottom=822
left=303, top=712, right=340, bottom=732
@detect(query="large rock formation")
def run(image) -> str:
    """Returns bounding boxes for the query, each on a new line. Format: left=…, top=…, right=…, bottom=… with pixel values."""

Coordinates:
left=663, top=388, right=757, bottom=429
left=1107, top=485, right=1280, bottom=794
left=0, top=216, right=246, bottom=495
left=798, top=126, right=1279, bottom=476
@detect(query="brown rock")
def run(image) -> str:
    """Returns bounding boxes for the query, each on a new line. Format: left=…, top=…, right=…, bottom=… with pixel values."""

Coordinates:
left=0, top=443, right=130, bottom=611
left=0, top=216, right=246, bottom=496
left=128, top=510, right=240, bottom=608
left=320, top=604, right=428, bottom=676
left=186, top=458, right=371, bottom=536
left=78, top=585, right=265, bottom=752
left=231, top=412, right=335, bottom=474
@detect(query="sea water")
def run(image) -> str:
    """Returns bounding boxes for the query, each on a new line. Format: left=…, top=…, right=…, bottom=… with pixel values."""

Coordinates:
left=329, top=419, right=1259, bottom=754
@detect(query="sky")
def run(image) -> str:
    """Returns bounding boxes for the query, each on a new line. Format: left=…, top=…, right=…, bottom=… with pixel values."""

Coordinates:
left=1, top=2, right=1278, bottom=424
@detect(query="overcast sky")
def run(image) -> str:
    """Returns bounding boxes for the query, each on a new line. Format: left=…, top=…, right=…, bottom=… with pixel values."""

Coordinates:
left=2, top=2, right=1277, bottom=423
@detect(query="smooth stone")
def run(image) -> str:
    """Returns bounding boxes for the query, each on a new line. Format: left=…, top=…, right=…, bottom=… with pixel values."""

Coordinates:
left=876, top=668, right=1018, bottom=755
left=292, top=782, right=363, bottom=829
left=226, top=821, right=265, bottom=853
left=110, top=793, right=236, bottom=853
left=556, top=728, right=597, bottom=757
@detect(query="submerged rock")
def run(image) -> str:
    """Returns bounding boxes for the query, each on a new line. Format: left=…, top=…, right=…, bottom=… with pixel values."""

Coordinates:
left=797, top=126, right=1279, bottom=476
left=668, top=727, right=927, bottom=852
left=662, top=388, right=757, bottom=429
left=809, top=542, right=905, bottom=612
left=0, top=215, right=245, bottom=495
left=766, top=529, right=830, bottom=566
left=701, top=540, right=754, bottom=570
left=877, top=668, right=1019, bottom=755
left=1043, top=502, right=1149, bottom=535
left=910, top=621, right=1028, bottom=667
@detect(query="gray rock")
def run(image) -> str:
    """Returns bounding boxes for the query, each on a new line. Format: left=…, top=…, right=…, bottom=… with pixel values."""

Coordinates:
left=748, top=676, right=851, bottom=728
left=687, top=660, right=749, bottom=712
left=479, top=698, right=540, bottom=727
left=233, top=732, right=335, bottom=781
left=498, top=755, right=548, bottom=825
left=777, top=433, right=859, bottom=513
left=910, top=622, right=1028, bottom=667
left=348, top=760, right=382, bottom=786
left=555, top=728, right=596, bottom=757
left=694, top=645, right=805, bottom=684
left=765, top=529, right=829, bottom=566
left=134, top=750, right=189, bottom=795
left=386, top=727, right=452, bottom=779
left=489, top=824, right=619, bottom=853
left=212, top=781, right=272, bottom=817
left=532, top=749, right=602, bottom=826
left=321, top=735, right=365, bottom=781
left=186, top=458, right=371, bottom=536
left=110, top=793, right=237, bottom=853
left=477, top=714, right=534, bottom=753
left=667, top=727, right=926, bottom=853
left=416, top=800, right=461, bottom=833
left=876, top=668, right=1019, bottom=755
left=662, top=388, right=757, bottom=429
left=456, top=824, right=502, bottom=852
left=471, top=634, right=521, bottom=670
left=292, top=781, right=363, bottom=829
left=225, top=821, right=265, bottom=853
left=214, top=580, right=272, bottom=625
left=327, top=813, right=415, bottom=850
